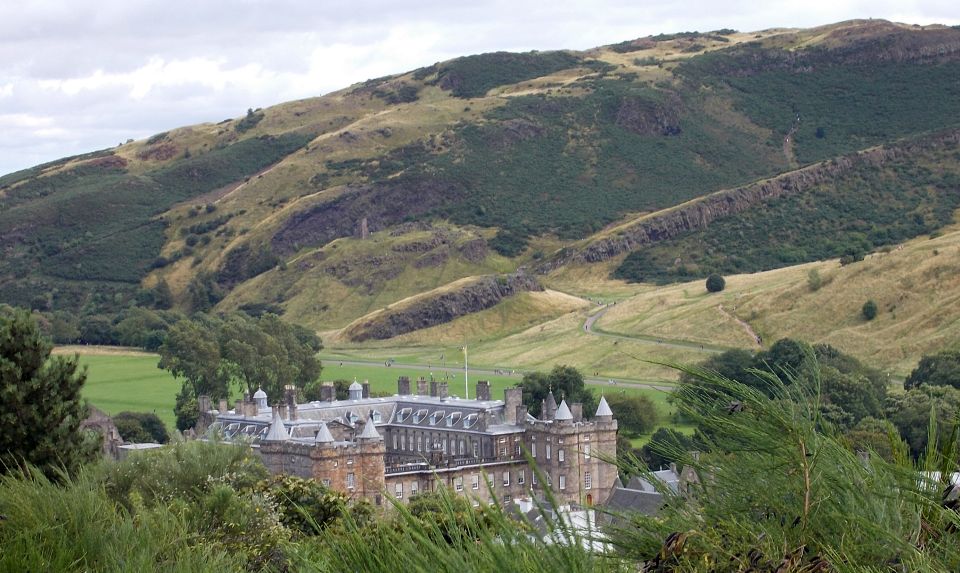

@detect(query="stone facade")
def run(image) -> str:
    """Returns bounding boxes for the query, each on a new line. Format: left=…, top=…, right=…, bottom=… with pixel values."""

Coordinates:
left=208, top=377, right=619, bottom=508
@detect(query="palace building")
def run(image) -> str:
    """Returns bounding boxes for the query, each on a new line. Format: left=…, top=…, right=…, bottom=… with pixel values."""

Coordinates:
left=203, top=376, right=619, bottom=507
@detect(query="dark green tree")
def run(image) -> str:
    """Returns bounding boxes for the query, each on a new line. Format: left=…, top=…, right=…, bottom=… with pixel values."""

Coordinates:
left=113, top=411, right=169, bottom=444
left=640, top=427, right=695, bottom=470
left=904, top=349, right=960, bottom=390
left=519, top=365, right=596, bottom=418
left=0, top=309, right=98, bottom=478
left=705, top=273, right=725, bottom=293
left=886, top=384, right=960, bottom=458
left=605, top=393, right=659, bottom=436
left=862, top=299, right=878, bottom=320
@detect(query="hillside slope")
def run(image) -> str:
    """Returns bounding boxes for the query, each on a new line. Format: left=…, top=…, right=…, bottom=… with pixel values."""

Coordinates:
left=3, top=19, right=960, bottom=354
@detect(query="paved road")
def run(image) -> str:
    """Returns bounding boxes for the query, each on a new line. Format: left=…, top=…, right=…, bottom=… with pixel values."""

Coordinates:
left=324, top=358, right=676, bottom=392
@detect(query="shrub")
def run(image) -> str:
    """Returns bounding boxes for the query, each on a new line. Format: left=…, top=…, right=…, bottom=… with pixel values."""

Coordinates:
left=705, top=273, right=725, bottom=292
left=807, top=268, right=823, bottom=291
left=112, top=411, right=169, bottom=444
left=862, top=299, right=878, bottom=320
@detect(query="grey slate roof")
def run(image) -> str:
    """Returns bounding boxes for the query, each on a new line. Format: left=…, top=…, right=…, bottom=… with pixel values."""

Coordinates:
left=358, top=413, right=382, bottom=440
left=595, top=396, right=613, bottom=417
left=554, top=399, right=573, bottom=421
left=605, top=487, right=664, bottom=516
left=264, top=411, right=289, bottom=441
left=314, top=420, right=334, bottom=444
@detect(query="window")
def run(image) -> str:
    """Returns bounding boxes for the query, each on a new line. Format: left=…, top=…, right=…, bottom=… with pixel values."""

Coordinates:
left=532, top=472, right=538, bottom=485
left=417, top=435, right=422, bottom=452
left=503, top=494, right=512, bottom=503
left=393, top=433, right=399, bottom=450
left=347, top=458, right=354, bottom=465
left=584, top=444, right=591, bottom=459
left=372, top=411, right=382, bottom=423
left=446, top=412, right=461, bottom=426
left=546, top=445, right=552, bottom=460
left=397, top=408, right=411, bottom=422
left=518, top=470, right=525, bottom=485
left=413, top=409, right=428, bottom=423
left=395, top=482, right=403, bottom=499
left=472, top=441, right=479, bottom=457
left=516, top=443, right=521, bottom=456
left=411, top=481, right=419, bottom=496
left=400, top=434, right=406, bottom=450
left=463, top=414, right=478, bottom=429
left=442, top=438, right=447, bottom=454
left=585, top=472, right=592, bottom=490
left=322, top=478, right=331, bottom=487
left=531, top=443, right=537, bottom=457
left=559, top=475, right=566, bottom=490
left=503, top=471, right=510, bottom=487
left=499, top=446, right=507, bottom=457
left=455, top=477, right=464, bottom=492
left=347, top=473, right=356, bottom=490
left=471, top=475, right=480, bottom=490
left=429, top=410, right=444, bottom=425
left=558, top=438, right=564, bottom=445
left=558, top=449, right=564, bottom=462
left=472, top=499, right=480, bottom=507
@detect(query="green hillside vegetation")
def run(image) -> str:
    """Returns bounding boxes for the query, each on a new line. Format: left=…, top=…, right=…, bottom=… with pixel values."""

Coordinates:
left=614, top=145, right=960, bottom=283
left=3, top=20, right=960, bottom=364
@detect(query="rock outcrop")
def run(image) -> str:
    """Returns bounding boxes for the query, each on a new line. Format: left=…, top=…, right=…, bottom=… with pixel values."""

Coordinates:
left=344, top=272, right=543, bottom=341
left=539, top=128, right=960, bottom=270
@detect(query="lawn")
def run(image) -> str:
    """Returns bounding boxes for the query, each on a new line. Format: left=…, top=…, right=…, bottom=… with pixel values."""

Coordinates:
left=77, top=354, right=181, bottom=430
left=73, top=350, right=690, bottom=438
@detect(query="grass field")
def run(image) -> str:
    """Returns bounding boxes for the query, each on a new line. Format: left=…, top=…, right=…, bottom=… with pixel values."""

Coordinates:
left=69, top=349, right=686, bottom=439
left=76, top=354, right=181, bottom=430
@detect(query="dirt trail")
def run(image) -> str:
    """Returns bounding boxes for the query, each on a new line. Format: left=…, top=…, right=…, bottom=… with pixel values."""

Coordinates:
left=717, top=305, right=761, bottom=346
left=783, top=122, right=799, bottom=167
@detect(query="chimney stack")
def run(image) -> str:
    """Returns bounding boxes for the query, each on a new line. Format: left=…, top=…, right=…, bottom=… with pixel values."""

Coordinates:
left=430, top=380, right=438, bottom=397
left=234, top=399, right=244, bottom=415
left=320, top=382, right=335, bottom=402
left=278, top=404, right=288, bottom=420
left=476, top=380, right=491, bottom=401
left=398, top=376, right=411, bottom=395
left=218, top=398, right=228, bottom=413
left=417, top=377, right=428, bottom=396
left=504, top=387, right=522, bottom=425
left=284, top=385, right=297, bottom=421
left=438, top=382, right=449, bottom=400
left=362, top=381, right=370, bottom=399
left=571, top=403, right=583, bottom=422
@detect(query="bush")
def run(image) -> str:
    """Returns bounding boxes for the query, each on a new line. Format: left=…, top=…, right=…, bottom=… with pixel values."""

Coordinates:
left=807, top=268, right=823, bottom=291
left=112, top=411, right=169, bottom=444
left=862, top=299, right=878, bottom=320
left=705, top=273, right=725, bottom=292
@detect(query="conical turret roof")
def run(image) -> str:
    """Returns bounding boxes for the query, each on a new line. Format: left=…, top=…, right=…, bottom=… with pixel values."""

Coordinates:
left=253, top=387, right=267, bottom=400
left=358, top=412, right=382, bottom=440
left=554, top=399, right=573, bottom=421
left=264, top=410, right=289, bottom=441
left=314, top=420, right=334, bottom=444
left=596, top=395, right=613, bottom=417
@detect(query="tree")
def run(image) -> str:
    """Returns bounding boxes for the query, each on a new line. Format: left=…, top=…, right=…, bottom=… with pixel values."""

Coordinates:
left=519, top=365, right=596, bottom=418
left=886, top=385, right=960, bottom=458
left=904, top=349, right=960, bottom=390
left=113, top=411, right=169, bottom=444
left=640, top=427, right=694, bottom=470
left=705, top=273, right=725, bottom=293
left=862, top=299, right=878, bottom=320
left=0, top=309, right=97, bottom=478
left=605, top=393, right=659, bottom=436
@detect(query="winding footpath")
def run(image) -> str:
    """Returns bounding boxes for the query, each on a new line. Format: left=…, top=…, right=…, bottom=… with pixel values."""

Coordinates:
left=582, top=304, right=726, bottom=354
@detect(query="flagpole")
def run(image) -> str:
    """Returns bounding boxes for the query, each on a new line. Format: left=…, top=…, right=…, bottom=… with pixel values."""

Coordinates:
left=463, top=345, right=469, bottom=399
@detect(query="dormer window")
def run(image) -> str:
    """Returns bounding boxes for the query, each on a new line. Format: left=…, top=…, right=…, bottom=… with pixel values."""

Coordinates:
left=372, top=411, right=382, bottom=423
left=413, top=409, right=428, bottom=424
left=446, top=412, right=461, bottom=427
left=463, top=414, right=478, bottom=429
left=397, top=408, right=412, bottom=422
left=429, top=410, right=445, bottom=425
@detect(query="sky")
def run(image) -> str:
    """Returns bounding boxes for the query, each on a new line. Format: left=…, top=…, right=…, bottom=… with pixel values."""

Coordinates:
left=1, top=0, right=957, bottom=176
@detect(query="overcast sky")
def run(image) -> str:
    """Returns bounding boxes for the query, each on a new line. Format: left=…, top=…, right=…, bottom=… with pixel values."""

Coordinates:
left=1, top=0, right=957, bottom=176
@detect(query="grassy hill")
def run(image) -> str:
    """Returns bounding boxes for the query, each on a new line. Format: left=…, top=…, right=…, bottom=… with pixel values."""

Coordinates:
left=4, top=19, right=960, bottom=369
